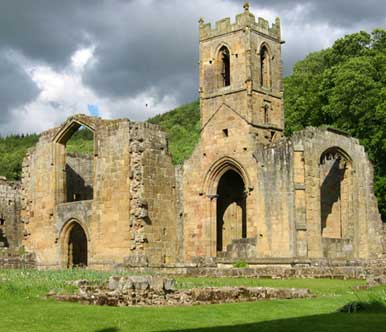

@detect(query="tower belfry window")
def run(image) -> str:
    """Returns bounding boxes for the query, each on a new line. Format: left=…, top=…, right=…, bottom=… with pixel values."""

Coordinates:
left=219, top=46, right=230, bottom=87
left=260, top=46, right=271, bottom=88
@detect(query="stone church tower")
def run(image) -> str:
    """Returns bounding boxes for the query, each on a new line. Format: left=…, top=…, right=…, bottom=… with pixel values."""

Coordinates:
left=199, top=2, right=284, bottom=144
left=182, top=5, right=289, bottom=260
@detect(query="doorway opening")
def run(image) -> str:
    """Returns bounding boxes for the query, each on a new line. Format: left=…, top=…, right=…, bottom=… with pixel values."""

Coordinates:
left=66, top=222, right=88, bottom=268
left=216, top=170, right=246, bottom=252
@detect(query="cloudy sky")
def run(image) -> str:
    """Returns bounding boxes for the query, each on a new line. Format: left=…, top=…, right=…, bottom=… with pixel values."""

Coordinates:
left=0, top=0, right=385, bottom=135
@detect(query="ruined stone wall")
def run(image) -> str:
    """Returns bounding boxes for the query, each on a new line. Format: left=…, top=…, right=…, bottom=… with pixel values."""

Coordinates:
left=291, top=127, right=383, bottom=259
left=0, top=178, right=22, bottom=251
left=138, top=123, right=177, bottom=265
left=183, top=107, right=260, bottom=260
left=21, top=129, right=61, bottom=267
left=253, top=140, right=295, bottom=258
left=183, top=125, right=383, bottom=262
left=22, top=115, right=178, bottom=269
left=382, top=223, right=386, bottom=254
left=175, top=166, right=185, bottom=262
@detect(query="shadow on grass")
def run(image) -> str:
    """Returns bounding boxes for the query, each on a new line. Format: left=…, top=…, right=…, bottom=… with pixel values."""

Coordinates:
left=338, top=300, right=386, bottom=313
left=156, top=311, right=386, bottom=332
left=95, top=328, right=120, bottom=332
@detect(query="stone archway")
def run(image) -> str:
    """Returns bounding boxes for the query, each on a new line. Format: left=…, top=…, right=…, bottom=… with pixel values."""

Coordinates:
left=216, top=170, right=246, bottom=252
left=319, top=147, right=355, bottom=259
left=320, top=147, right=352, bottom=239
left=201, top=156, right=252, bottom=257
left=61, top=220, right=88, bottom=268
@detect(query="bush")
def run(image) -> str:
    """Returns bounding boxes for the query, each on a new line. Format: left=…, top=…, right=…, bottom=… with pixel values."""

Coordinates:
left=233, top=260, right=248, bottom=268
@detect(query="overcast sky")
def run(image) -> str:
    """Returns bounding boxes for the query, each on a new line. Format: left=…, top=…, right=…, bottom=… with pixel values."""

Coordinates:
left=0, top=0, right=385, bottom=135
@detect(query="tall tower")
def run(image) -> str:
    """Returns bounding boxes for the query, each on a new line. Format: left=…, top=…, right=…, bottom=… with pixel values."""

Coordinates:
left=199, top=3, right=284, bottom=144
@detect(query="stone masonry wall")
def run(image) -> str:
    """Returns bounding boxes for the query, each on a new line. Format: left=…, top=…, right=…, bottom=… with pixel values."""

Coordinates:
left=22, top=115, right=178, bottom=269
left=0, top=177, right=22, bottom=251
left=130, top=122, right=177, bottom=265
left=291, top=127, right=384, bottom=259
left=383, top=223, right=386, bottom=254
left=199, top=6, right=284, bottom=145
left=253, top=140, right=295, bottom=258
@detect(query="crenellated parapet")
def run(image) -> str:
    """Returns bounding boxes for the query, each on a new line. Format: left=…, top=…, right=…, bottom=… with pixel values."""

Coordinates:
left=199, top=3, right=281, bottom=41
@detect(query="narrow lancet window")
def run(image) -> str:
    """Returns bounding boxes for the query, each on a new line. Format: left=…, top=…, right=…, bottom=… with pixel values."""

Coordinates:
left=219, top=46, right=230, bottom=87
left=260, top=46, right=271, bottom=88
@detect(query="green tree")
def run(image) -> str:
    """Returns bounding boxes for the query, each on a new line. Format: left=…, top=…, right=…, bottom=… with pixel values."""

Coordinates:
left=285, top=29, right=386, bottom=221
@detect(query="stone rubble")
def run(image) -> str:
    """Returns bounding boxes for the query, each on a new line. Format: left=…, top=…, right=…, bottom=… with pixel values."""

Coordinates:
left=48, top=275, right=312, bottom=307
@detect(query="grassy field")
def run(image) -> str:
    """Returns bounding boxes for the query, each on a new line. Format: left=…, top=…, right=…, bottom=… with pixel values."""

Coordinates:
left=0, top=269, right=385, bottom=332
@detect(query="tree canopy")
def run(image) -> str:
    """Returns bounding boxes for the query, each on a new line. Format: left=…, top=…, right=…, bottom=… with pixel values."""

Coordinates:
left=284, top=29, right=386, bottom=220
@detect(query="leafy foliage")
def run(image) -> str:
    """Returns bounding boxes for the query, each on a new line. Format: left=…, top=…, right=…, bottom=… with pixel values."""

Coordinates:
left=0, top=128, right=94, bottom=181
left=0, top=134, right=39, bottom=180
left=285, top=29, right=386, bottom=221
left=148, top=100, right=200, bottom=164
left=66, top=127, right=94, bottom=154
left=233, top=260, right=249, bottom=268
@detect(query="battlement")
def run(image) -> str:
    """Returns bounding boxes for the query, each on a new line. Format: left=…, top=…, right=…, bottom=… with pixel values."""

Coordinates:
left=199, top=3, right=280, bottom=41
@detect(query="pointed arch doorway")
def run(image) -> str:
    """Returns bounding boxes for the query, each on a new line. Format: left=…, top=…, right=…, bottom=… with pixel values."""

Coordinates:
left=216, top=170, right=247, bottom=252
left=61, top=221, right=88, bottom=268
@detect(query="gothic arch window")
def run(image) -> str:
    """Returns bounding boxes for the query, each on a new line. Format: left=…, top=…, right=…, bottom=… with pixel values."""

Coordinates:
left=319, top=148, right=352, bottom=240
left=260, top=45, right=271, bottom=88
left=218, top=46, right=230, bottom=87
left=53, top=119, right=95, bottom=204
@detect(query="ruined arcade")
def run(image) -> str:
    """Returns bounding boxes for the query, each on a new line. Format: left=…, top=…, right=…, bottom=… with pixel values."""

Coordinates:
left=1, top=4, right=385, bottom=270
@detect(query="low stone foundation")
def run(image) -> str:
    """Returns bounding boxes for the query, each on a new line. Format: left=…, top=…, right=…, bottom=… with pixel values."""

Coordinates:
left=49, top=276, right=312, bottom=307
left=117, top=258, right=386, bottom=280
left=0, top=251, right=35, bottom=269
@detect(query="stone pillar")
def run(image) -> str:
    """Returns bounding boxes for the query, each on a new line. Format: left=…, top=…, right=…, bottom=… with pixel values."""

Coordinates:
left=293, top=146, right=307, bottom=257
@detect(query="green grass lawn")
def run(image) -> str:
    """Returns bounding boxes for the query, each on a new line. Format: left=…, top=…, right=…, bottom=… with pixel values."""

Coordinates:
left=0, top=269, right=385, bottom=332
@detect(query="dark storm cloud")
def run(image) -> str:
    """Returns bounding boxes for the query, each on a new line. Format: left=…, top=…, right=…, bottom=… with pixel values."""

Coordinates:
left=0, top=53, right=40, bottom=124
left=247, top=0, right=386, bottom=27
left=81, top=0, right=200, bottom=103
left=0, top=0, right=386, bottom=129
left=0, top=0, right=109, bottom=67
left=82, top=0, right=386, bottom=103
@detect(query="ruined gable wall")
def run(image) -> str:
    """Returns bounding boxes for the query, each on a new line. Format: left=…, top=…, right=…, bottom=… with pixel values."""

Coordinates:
left=22, top=117, right=178, bottom=269
left=291, top=127, right=384, bottom=259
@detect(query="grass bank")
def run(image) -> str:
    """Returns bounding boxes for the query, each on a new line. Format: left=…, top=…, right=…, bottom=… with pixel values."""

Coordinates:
left=0, top=269, right=385, bottom=332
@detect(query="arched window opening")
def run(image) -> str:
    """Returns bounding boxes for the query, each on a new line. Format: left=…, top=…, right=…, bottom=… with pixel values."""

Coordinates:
left=216, top=170, right=246, bottom=252
left=56, top=123, right=95, bottom=203
left=260, top=46, right=271, bottom=88
left=320, top=148, right=352, bottom=239
left=219, top=46, right=230, bottom=87
left=67, top=222, right=88, bottom=268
